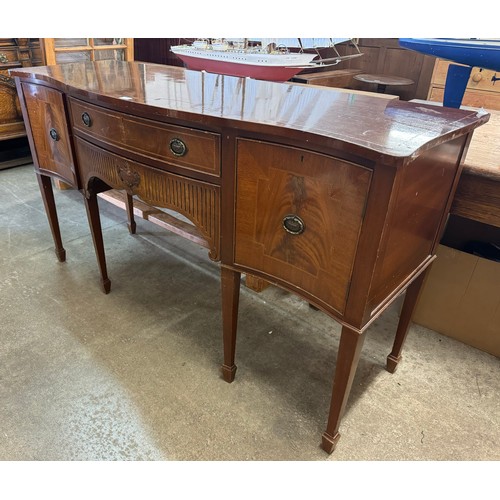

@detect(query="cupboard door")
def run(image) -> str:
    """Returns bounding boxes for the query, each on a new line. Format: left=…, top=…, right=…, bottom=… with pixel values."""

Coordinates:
left=21, top=82, right=77, bottom=186
left=234, top=139, right=371, bottom=314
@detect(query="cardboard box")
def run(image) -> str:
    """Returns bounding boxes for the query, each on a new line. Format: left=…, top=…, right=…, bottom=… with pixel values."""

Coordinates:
left=413, top=244, right=500, bottom=357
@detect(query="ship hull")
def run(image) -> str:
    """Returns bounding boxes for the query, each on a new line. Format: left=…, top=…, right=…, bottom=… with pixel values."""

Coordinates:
left=172, top=50, right=315, bottom=81
left=399, top=38, right=500, bottom=72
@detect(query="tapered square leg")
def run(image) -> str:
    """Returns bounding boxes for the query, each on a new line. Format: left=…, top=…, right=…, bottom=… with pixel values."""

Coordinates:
left=83, top=193, right=111, bottom=294
left=36, top=173, right=66, bottom=262
left=387, top=272, right=427, bottom=373
left=322, top=325, right=365, bottom=454
left=221, top=267, right=241, bottom=383
left=124, top=192, right=136, bottom=235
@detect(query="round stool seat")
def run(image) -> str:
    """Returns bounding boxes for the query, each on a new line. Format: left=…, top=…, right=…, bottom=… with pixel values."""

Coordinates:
left=354, top=74, right=414, bottom=93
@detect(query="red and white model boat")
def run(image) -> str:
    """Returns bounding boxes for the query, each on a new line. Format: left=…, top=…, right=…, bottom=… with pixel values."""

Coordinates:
left=171, top=38, right=362, bottom=82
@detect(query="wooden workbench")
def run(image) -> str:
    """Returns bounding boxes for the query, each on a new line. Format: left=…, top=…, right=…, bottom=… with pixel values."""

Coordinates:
left=451, top=110, right=500, bottom=228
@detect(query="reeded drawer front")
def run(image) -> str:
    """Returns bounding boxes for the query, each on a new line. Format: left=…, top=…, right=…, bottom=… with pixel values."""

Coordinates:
left=74, top=137, right=220, bottom=260
left=69, top=98, right=221, bottom=177
left=21, top=82, right=77, bottom=185
left=234, top=139, right=371, bottom=314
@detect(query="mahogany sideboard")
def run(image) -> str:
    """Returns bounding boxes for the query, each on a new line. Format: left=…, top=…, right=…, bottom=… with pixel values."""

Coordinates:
left=11, top=61, right=489, bottom=453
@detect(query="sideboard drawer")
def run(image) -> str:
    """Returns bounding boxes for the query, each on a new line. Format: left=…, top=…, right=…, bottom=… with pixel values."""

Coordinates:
left=21, top=82, right=77, bottom=185
left=234, top=139, right=372, bottom=314
left=69, top=98, right=221, bottom=177
left=74, top=137, right=220, bottom=260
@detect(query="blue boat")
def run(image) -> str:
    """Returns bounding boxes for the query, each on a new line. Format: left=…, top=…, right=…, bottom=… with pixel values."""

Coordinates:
left=399, top=38, right=500, bottom=108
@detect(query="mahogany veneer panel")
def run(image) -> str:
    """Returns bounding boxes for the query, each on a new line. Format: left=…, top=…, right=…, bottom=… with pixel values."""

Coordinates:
left=234, top=139, right=371, bottom=315
left=21, top=82, right=76, bottom=186
left=69, top=97, right=221, bottom=178
left=75, top=137, right=220, bottom=260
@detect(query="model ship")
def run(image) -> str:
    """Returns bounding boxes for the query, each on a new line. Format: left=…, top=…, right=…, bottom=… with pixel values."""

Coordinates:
left=171, top=38, right=362, bottom=81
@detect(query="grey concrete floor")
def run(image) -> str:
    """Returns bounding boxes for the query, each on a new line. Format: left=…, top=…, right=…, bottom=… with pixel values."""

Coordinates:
left=1, top=164, right=499, bottom=463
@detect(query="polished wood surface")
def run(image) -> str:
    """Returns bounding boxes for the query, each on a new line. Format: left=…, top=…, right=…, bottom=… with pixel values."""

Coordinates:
left=291, top=68, right=362, bottom=88
left=354, top=73, right=415, bottom=94
left=234, top=138, right=371, bottom=315
left=74, top=136, right=221, bottom=261
left=20, top=82, right=77, bottom=186
left=11, top=61, right=487, bottom=163
left=11, top=60, right=489, bottom=454
left=69, top=97, right=221, bottom=179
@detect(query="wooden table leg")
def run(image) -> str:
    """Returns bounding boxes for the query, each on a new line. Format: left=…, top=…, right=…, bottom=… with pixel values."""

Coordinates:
left=322, top=325, right=365, bottom=454
left=83, top=193, right=111, bottom=294
left=124, top=192, right=136, bottom=235
left=221, top=267, right=241, bottom=383
left=36, top=173, right=66, bottom=262
left=386, top=272, right=427, bottom=373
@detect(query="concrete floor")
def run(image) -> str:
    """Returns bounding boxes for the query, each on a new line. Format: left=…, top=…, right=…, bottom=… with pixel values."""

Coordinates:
left=1, top=164, right=499, bottom=462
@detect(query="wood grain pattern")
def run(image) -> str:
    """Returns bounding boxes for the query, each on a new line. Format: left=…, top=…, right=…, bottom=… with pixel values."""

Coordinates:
left=21, top=82, right=76, bottom=186
left=11, top=61, right=490, bottom=455
left=234, top=139, right=371, bottom=314
left=368, top=136, right=467, bottom=315
left=11, top=61, right=488, bottom=165
left=69, top=97, right=221, bottom=178
left=75, top=137, right=220, bottom=260
left=0, top=38, right=42, bottom=142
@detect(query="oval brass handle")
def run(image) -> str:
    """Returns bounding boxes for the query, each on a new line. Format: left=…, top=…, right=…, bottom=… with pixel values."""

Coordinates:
left=282, top=214, right=305, bottom=235
left=81, top=112, right=92, bottom=127
left=49, top=128, right=59, bottom=141
left=169, top=138, right=187, bottom=157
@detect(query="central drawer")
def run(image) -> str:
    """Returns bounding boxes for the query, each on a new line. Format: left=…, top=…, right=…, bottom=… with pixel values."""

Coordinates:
left=234, top=139, right=372, bottom=314
left=74, top=136, right=221, bottom=260
left=68, top=97, right=221, bottom=177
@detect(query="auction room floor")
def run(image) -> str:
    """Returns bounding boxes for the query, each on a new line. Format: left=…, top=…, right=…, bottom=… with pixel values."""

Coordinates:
left=1, top=164, right=498, bottom=461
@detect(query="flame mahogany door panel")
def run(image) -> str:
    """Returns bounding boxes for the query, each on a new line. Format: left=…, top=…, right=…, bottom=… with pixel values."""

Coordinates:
left=234, top=139, right=372, bottom=316
left=21, top=82, right=77, bottom=186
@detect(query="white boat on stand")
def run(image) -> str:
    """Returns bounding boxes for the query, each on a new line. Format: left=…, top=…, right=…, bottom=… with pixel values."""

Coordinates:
left=171, top=38, right=362, bottom=82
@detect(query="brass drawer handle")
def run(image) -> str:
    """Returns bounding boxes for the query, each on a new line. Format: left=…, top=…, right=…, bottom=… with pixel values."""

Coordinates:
left=169, top=138, right=188, bottom=157
left=49, top=128, right=59, bottom=141
left=81, top=112, right=92, bottom=127
left=282, top=214, right=305, bottom=235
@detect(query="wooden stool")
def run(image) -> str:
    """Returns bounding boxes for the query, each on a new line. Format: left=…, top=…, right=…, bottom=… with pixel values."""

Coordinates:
left=354, top=74, right=414, bottom=93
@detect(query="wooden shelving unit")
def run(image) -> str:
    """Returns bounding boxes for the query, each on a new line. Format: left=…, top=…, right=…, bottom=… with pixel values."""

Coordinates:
left=41, top=38, right=134, bottom=65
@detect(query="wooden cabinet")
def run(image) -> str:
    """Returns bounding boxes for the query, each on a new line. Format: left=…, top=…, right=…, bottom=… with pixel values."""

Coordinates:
left=0, top=38, right=43, bottom=168
left=41, top=38, right=134, bottom=64
left=428, top=58, right=500, bottom=110
left=11, top=61, right=488, bottom=454
left=0, top=38, right=43, bottom=141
